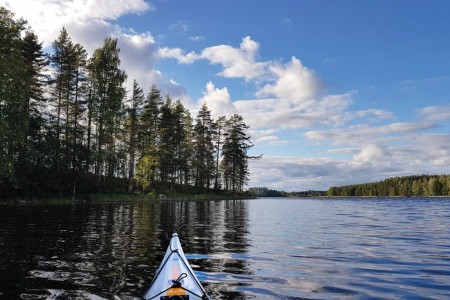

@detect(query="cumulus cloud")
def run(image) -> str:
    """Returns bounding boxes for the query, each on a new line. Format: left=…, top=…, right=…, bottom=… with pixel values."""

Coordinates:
left=284, top=116, right=450, bottom=190
left=2, top=0, right=190, bottom=100
left=158, top=47, right=198, bottom=64
left=2, top=4, right=447, bottom=190
left=223, top=56, right=353, bottom=131
left=3, top=0, right=152, bottom=47
left=200, top=36, right=267, bottom=80
left=352, top=144, right=391, bottom=164
left=157, top=37, right=360, bottom=134
left=250, top=137, right=450, bottom=190
left=160, top=38, right=449, bottom=190
left=198, top=82, right=237, bottom=119
left=160, top=36, right=268, bottom=80
left=257, top=56, right=321, bottom=103
left=249, top=156, right=352, bottom=191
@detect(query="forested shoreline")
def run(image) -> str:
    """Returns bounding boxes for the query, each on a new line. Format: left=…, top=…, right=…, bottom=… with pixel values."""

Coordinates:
left=1, top=8, right=257, bottom=200
left=327, top=175, right=450, bottom=197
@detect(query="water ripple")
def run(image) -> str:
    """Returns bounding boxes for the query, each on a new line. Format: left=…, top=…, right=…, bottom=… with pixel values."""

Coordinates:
left=1, top=198, right=450, bottom=299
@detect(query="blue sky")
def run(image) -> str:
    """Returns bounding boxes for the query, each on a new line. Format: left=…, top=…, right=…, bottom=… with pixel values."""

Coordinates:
left=3, top=0, right=450, bottom=190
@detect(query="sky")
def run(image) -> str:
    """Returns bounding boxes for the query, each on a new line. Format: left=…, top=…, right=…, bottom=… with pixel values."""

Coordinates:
left=2, top=0, right=450, bottom=191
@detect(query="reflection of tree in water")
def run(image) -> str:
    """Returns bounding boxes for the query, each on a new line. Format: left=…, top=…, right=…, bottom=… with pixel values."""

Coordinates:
left=1, top=203, right=164, bottom=298
left=1, top=201, right=250, bottom=299
left=91, top=202, right=162, bottom=297
left=159, top=200, right=251, bottom=299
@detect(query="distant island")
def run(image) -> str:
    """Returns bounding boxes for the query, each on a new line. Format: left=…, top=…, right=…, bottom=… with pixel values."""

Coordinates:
left=327, top=175, right=450, bottom=197
left=249, top=175, right=450, bottom=198
left=247, top=187, right=326, bottom=197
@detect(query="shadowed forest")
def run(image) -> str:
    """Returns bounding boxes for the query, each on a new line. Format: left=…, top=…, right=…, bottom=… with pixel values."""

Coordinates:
left=1, top=8, right=257, bottom=200
left=327, top=175, right=450, bottom=197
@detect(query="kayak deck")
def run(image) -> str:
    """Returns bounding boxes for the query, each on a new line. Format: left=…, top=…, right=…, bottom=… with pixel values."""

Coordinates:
left=143, top=233, right=210, bottom=300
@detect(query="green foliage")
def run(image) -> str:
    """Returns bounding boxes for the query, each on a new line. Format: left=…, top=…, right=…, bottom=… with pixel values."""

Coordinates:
left=0, top=7, right=256, bottom=200
left=221, top=114, right=257, bottom=193
left=89, top=38, right=127, bottom=178
left=327, top=175, right=450, bottom=197
left=247, top=187, right=287, bottom=197
left=0, top=8, right=31, bottom=190
left=247, top=187, right=326, bottom=197
left=193, top=103, right=216, bottom=189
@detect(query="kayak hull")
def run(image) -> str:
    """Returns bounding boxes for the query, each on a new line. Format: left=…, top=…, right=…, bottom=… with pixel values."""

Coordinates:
left=143, top=233, right=209, bottom=300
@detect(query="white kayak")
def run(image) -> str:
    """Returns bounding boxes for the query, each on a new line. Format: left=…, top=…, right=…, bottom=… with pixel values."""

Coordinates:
left=143, top=233, right=210, bottom=300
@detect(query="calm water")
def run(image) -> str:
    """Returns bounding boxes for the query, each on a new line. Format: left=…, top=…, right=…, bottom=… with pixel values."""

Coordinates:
left=1, top=198, right=450, bottom=299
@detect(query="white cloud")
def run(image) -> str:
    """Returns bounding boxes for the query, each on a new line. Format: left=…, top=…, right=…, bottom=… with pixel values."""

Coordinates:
left=228, top=56, right=357, bottom=131
left=198, top=82, right=237, bottom=119
left=265, top=118, right=447, bottom=190
left=257, top=56, right=321, bottom=103
left=352, top=144, right=391, bottom=164
left=158, top=47, right=198, bottom=64
left=2, top=0, right=152, bottom=47
left=234, top=92, right=353, bottom=131
left=157, top=36, right=267, bottom=80
left=1, top=0, right=190, bottom=101
left=2, top=4, right=447, bottom=190
left=200, top=36, right=267, bottom=80
left=419, top=106, right=450, bottom=122
left=249, top=134, right=450, bottom=190
left=249, top=129, right=290, bottom=145
left=304, top=122, right=438, bottom=145
left=158, top=37, right=357, bottom=132
left=249, top=156, right=349, bottom=191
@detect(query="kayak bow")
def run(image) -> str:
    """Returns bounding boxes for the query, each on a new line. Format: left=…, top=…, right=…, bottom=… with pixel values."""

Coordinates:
left=143, top=233, right=210, bottom=300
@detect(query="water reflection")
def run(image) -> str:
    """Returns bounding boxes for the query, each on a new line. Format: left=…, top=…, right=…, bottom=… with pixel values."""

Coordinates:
left=2, top=198, right=450, bottom=299
left=0, top=200, right=250, bottom=299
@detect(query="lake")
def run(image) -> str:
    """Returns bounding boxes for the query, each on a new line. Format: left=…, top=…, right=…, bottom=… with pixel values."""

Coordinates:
left=1, top=197, right=450, bottom=299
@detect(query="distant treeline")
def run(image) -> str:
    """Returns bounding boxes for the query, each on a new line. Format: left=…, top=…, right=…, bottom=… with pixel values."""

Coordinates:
left=1, top=8, right=257, bottom=200
left=248, top=187, right=326, bottom=197
left=327, top=175, right=450, bottom=197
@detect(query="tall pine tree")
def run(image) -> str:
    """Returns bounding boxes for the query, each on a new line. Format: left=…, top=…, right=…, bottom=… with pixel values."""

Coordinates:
left=193, top=103, right=215, bottom=190
left=89, top=38, right=127, bottom=178
left=221, top=114, right=255, bottom=192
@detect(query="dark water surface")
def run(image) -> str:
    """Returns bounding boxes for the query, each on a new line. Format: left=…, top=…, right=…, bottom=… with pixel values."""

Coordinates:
left=1, top=198, right=450, bottom=299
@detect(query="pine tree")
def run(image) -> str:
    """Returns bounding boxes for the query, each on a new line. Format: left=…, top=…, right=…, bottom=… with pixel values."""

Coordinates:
left=0, top=8, right=29, bottom=188
left=135, top=85, right=162, bottom=191
left=213, top=116, right=227, bottom=190
left=89, top=38, right=127, bottom=178
left=180, top=109, right=194, bottom=187
left=125, top=80, right=144, bottom=191
left=193, top=103, right=215, bottom=189
left=171, top=100, right=190, bottom=188
left=50, top=27, right=87, bottom=170
left=69, top=43, right=88, bottom=171
left=140, top=85, right=162, bottom=151
left=21, top=29, right=47, bottom=119
left=221, top=114, right=255, bottom=192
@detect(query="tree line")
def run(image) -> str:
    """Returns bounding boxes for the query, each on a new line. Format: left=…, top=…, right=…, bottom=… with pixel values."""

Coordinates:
left=0, top=7, right=257, bottom=199
left=327, top=175, right=450, bottom=197
left=247, top=187, right=327, bottom=197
